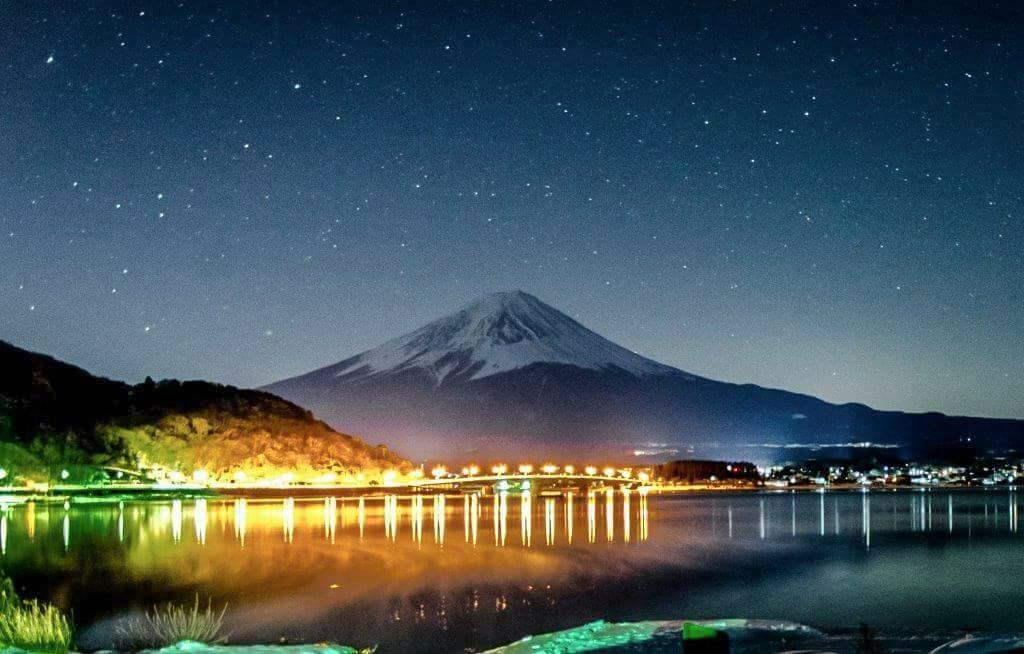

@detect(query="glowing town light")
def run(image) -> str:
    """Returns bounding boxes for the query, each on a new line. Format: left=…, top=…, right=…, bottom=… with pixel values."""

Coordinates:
left=468, top=465, right=480, bottom=476
left=0, top=469, right=7, bottom=481
left=408, top=468, right=424, bottom=479
left=541, top=464, right=558, bottom=475
left=234, top=470, right=247, bottom=483
left=169, top=470, right=185, bottom=483
left=637, top=471, right=650, bottom=482
left=382, top=470, right=398, bottom=485
left=192, top=469, right=209, bottom=483
left=619, top=469, right=633, bottom=479
left=564, top=465, right=575, bottom=475
left=584, top=466, right=598, bottom=476
left=602, top=467, right=616, bottom=478
left=432, top=466, right=447, bottom=479
left=518, top=464, right=534, bottom=475
left=461, top=467, right=470, bottom=476
left=60, top=469, right=70, bottom=481
left=279, top=472, right=295, bottom=485
left=491, top=464, right=508, bottom=475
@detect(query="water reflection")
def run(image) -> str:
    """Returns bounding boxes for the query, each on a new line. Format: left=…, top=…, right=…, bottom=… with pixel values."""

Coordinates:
left=2, top=490, right=1023, bottom=654
left=622, top=489, right=631, bottom=543
left=357, top=496, right=365, bottom=539
left=0, top=490, right=655, bottom=560
left=171, top=499, right=182, bottom=543
left=5, top=490, right=1023, bottom=559
left=586, top=491, right=596, bottom=543
left=493, top=491, right=508, bottom=546
left=638, top=492, right=649, bottom=541
left=464, top=494, right=479, bottom=545
left=544, top=497, right=555, bottom=546
left=283, top=497, right=296, bottom=543
left=195, top=499, right=207, bottom=545
left=433, top=493, right=445, bottom=545
left=27, top=502, right=36, bottom=541
left=323, top=497, right=336, bottom=543
left=234, top=498, right=247, bottom=546
left=410, top=495, right=423, bottom=545
left=383, top=495, right=398, bottom=542
left=565, top=492, right=574, bottom=544
left=519, top=492, right=531, bottom=547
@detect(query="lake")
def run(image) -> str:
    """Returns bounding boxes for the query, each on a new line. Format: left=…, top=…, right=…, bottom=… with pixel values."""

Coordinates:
left=1, top=489, right=1022, bottom=652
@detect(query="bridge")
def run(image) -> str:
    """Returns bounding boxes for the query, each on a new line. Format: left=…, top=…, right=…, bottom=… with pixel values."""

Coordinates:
left=404, top=473, right=651, bottom=492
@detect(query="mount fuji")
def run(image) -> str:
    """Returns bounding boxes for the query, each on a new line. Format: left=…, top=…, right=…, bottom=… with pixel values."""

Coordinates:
left=263, top=291, right=1024, bottom=462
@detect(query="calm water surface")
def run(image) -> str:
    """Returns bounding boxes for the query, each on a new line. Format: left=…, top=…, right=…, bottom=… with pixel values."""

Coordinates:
left=1, top=489, right=1023, bottom=652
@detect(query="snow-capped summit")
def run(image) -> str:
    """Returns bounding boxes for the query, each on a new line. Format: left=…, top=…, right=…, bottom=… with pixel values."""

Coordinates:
left=315, top=290, right=677, bottom=383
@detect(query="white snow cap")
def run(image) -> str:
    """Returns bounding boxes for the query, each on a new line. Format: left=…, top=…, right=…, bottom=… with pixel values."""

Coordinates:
left=333, top=290, right=679, bottom=382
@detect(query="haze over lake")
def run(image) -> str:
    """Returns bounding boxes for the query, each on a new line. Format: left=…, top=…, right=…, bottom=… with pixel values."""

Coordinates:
left=2, top=490, right=1023, bottom=653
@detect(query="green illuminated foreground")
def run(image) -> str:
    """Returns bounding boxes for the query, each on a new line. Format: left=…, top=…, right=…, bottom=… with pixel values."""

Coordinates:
left=484, top=619, right=825, bottom=653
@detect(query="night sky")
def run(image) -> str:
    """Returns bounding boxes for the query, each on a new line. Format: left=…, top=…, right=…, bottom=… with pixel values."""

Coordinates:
left=2, top=1, right=1022, bottom=419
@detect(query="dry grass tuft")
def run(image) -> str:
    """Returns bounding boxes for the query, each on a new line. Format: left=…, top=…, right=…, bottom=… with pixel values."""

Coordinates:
left=116, top=594, right=228, bottom=649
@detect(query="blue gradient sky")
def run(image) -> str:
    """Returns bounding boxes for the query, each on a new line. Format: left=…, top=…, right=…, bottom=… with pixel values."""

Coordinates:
left=1, top=1, right=1021, bottom=418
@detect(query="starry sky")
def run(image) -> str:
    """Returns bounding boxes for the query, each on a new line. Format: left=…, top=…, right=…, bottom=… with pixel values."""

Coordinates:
left=2, top=1, right=1022, bottom=419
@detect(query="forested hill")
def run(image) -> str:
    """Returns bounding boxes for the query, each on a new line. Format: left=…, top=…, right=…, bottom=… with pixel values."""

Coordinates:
left=0, top=340, right=408, bottom=484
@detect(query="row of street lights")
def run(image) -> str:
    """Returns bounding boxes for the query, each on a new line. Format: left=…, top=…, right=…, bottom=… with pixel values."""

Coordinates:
left=423, top=463, right=650, bottom=482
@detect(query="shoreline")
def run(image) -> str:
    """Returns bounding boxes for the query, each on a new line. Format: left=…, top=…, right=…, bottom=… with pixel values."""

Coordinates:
left=1, top=481, right=1019, bottom=505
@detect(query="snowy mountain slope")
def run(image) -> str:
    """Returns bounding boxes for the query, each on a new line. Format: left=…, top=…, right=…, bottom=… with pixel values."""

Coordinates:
left=263, top=291, right=1024, bottom=462
left=308, top=291, right=680, bottom=383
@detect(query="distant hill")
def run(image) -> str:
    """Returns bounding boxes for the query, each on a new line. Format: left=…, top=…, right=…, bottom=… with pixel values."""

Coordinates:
left=0, top=340, right=408, bottom=484
left=264, top=290, right=1024, bottom=463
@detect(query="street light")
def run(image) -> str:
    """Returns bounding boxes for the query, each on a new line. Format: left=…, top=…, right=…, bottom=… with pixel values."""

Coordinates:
left=584, top=466, right=598, bottom=476
left=491, top=464, right=508, bottom=476
left=518, top=464, right=534, bottom=475
left=0, top=468, right=7, bottom=481
left=564, top=465, right=575, bottom=475
left=432, top=466, right=447, bottom=479
left=602, top=467, right=616, bottom=478
left=541, top=464, right=558, bottom=475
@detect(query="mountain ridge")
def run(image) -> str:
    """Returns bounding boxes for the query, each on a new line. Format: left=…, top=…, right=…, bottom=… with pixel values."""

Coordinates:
left=264, top=291, right=1024, bottom=463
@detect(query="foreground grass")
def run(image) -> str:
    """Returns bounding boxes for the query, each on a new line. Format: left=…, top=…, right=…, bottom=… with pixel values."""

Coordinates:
left=0, top=575, right=73, bottom=653
left=116, top=595, right=228, bottom=650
